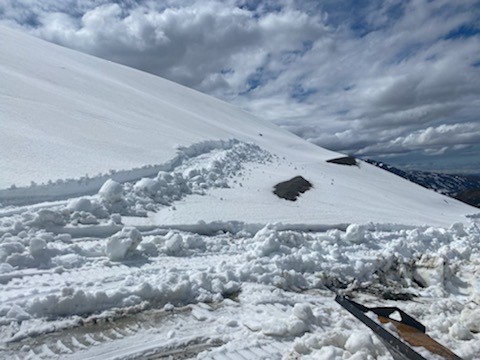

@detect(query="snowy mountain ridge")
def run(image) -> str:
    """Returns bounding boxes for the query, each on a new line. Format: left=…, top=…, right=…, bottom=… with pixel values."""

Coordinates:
left=0, top=25, right=336, bottom=190
left=365, top=159, right=480, bottom=208
left=0, top=25, right=476, bottom=227
left=1, top=26, right=480, bottom=360
left=365, top=159, right=480, bottom=197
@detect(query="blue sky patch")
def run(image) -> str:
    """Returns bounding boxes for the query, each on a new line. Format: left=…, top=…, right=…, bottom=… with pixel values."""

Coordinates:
left=392, top=43, right=424, bottom=64
left=241, top=65, right=280, bottom=95
left=444, top=24, right=480, bottom=40
left=290, top=84, right=316, bottom=102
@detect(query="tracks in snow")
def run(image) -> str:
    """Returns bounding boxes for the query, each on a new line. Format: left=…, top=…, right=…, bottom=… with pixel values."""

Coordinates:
left=3, top=304, right=222, bottom=360
left=1, top=287, right=317, bottom=360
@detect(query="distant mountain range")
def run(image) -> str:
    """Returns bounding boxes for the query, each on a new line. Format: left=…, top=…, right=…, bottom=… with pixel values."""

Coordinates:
left=365, top=159, right=480, bottom=208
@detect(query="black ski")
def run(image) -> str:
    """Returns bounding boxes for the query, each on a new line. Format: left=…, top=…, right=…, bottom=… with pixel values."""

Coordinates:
left=335, top=295, right=462, bottom=360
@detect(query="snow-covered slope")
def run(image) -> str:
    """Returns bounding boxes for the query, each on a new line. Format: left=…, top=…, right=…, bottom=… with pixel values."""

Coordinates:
left=0, top=25, right=475, bottom=227
left=0, top=25, right=320, bottom=189
left=1, top=26, right=480, bottom=360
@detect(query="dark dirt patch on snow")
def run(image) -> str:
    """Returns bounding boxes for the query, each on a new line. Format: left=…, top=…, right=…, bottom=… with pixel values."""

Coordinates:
left=326, top=156, right=358, bottom=166
left=273, top=176, right=312, bottom=201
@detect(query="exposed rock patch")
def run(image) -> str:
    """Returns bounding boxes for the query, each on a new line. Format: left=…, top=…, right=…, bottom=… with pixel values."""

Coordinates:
left=455, top=188, right=480, bottom=208
left=273, top=176, right=312, bottom=201
left=326, top=156, right=358, bottom=166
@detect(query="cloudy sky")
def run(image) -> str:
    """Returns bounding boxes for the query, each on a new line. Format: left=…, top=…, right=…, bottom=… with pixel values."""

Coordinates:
left=2, top=0, right=480, bottom=173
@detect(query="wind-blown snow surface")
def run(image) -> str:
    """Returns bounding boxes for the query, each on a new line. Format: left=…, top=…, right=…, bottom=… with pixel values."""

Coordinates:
left=1, top=26, right=480, bottom=359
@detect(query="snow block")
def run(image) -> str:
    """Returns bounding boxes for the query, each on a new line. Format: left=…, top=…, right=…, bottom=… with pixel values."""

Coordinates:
left=134, top=178, right=161, bottom=196
left=343, top=224, right=371, bottom=244
left=67, top=198, right=93, bottom=212
left=460, top=308, right=480, bottom=333
left=99, top=179, right=124, bottom=203
left=412, top=255, right=447, bottom=288
left=105, top=227, right=142, bottom=261
left=29, top=238, right=47, bottom=256
left=6, top=305, right=31, bottom=322
left=27, top=209, right=66, bottom=227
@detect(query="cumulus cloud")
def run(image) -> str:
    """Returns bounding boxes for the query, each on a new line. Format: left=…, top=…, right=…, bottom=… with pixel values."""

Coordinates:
left=1, top=1, right=327, bottom=94
left=1, top=0, right=479, bottom=172
left=356, top=123, right=480, bottom=156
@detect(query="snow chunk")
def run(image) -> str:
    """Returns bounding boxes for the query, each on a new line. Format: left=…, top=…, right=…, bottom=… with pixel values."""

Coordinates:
left=292, top=303, right=314, bottom=323
left=288, top=319, right=308, bottom=336
left=262, top=319, right=289, bottom=336
left=53, top=254, right=86, bottom=269
left=413, top=255, right=447, bottom=288
left=253, top=225, right=283, bottom=256
left=0, top=242, right=26, bottom=262
left=134, top=178, right=161, bottom=196
left=29, top=238, right=47, bottom=256
left=6, top=253, right=35, bottom=269
left=6, top=305, right=31, bottom=322
left=460, top=308, right=480, bottom=333
left=343, top=224, right=371, bottom=243
left=110, top=213, right=122, bottom=224
left=184, top=234, right=206, bottom=250
left=449, top=222, right=467, bottom=237
left=138, top=241, right=159, bottom=257
left=165, top=233, right=184, bottom=256
left=105, top=227, right=142, bottom=261
left=66, top=197, right=93, bottom=212
left=315, top=346, right=344, bottom=359
left=0, top=263, right=14, bottom=274
left=256, top=236, right=281, bottom=257
left=27, top=209, right=65, bottom=227
left=344, top=331, right=376, bottom=354
left=287, top=304, right=314, bottom=336
left=261, top=303, right=315, bottom=338
left=99, top=179, right=123, bottom=203
left=449, top=322, right=473, bottom=340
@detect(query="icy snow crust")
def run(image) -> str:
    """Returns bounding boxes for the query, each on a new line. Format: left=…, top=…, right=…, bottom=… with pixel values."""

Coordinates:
left=1, top=26, right=480, bottom=359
